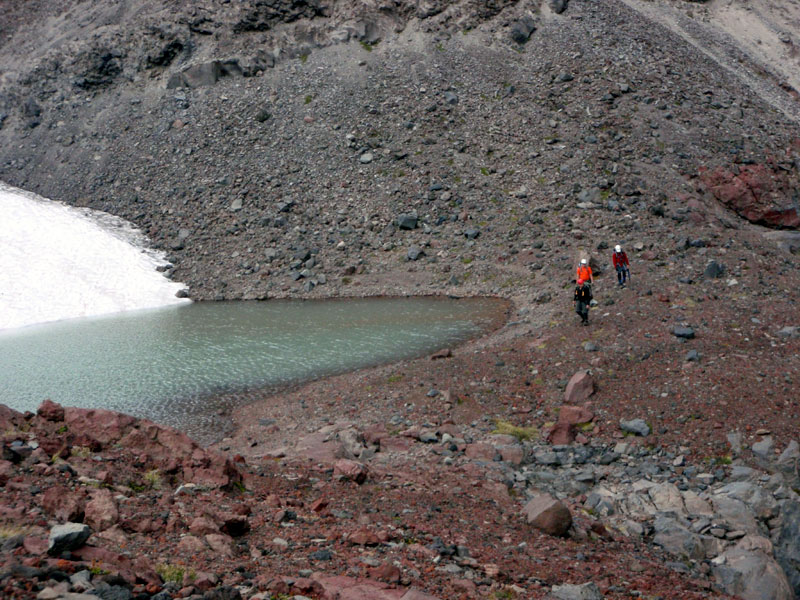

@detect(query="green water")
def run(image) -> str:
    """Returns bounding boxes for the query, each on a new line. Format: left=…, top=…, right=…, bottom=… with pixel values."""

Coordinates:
left=0, top=297, right=504, bottom=441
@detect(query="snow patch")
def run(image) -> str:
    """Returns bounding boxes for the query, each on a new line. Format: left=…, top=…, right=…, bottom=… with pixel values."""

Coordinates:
left=0, top=182, right=190, bottom=331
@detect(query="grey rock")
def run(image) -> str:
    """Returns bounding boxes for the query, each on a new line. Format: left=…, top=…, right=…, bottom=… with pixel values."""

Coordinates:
left=777, top=326, right=799, bottom=339
left=620, top=419, right=650, bottom=436
left=464, top=228, right=480, bottom=239
left=443, top=91, right=459, bottom=105
left=776, top=500, right=800, bottom=596
left=653, top=514, right=706, bottom=559
left=167, top=60, right=243, bottom=89
left=583, top=342, right=598, bottom=352
left=550, top=582, right=602, bottom=600
left=704, top=260, right=726, bottom=279
left=685, top=349, right=700, bottom=362
left=777, top=440, right=799, bottom=467
left=397, top=214, right=418, bottom=230
left=751, top=436, right=774, bottom=460
left=550, top=0, right=570, bottom=15
left=672, top=326, right=695, bottom=339
left=407, top=246, right=425, bottom=261
left=713, top=547, right=793, bottom=600
left=359, top=152, right=374, bottom=164
left=510, top=17, right=536, bottom=44
left=48, top=523, right=91, bottom=556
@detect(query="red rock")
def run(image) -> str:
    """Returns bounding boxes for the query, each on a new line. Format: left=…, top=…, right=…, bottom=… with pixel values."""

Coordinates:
left=84, top=489, right=118, bottom=532
left=0, top=404, right=23, bottom=431
left=380, top=436, right=413, bottom=453
left=699, top=164, right=800, bottom=228
left=220, top=513, right=249, bottom=537
left=291, top=577, right=325, bottom=596
left=204, top=533, right=235, bottom=557
left=72, top=546, right=136, bottom=583
left=522, top=494, right=572, bottom=537
left=37, top=400, right=65, bottom=422
left=431, top=348, right=452, bottom=359
left=369, top=563, right=401, bottom=583
left=192, top=571, right=218, bottom=591
left=453, top=579, right=478, bottom=597
left=333, top=459, right=368, bottom=484
left=558, top=404, right=594, bottom=426
left=348, top=527, right=380, bottom=546
left=547, top=422, right=576, bottom=445
left=311, top=498, right=329, bottom=512
left=564, top=371, right=594, bottom=404
left=176, top=535, right=206, bottom=554
left=23, top=536, right=48, bottom=555
left=465, top=443, right=499, bottom=461
left=499, top=445, right=524, bottom=465
left=189, top=517, right=219, bottom=536
left=0, top=460, right=13, bottom=487
left=63, top=407, right=137, bottom=446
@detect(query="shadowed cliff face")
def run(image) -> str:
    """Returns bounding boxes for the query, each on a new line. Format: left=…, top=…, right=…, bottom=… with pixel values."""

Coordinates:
left=0, top=0, right=798, bottom=304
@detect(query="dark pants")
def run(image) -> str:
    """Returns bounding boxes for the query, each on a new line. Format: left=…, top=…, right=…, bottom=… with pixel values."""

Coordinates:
left=616, top=265, right=629, bottom=284
left=576, top=301, right=589, bottom=323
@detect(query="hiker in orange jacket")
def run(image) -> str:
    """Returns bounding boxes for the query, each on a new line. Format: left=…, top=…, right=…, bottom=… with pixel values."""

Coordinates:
left=576, top=258, right=593, bottom=286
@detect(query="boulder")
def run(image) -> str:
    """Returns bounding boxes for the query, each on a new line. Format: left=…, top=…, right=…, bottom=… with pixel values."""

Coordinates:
left=522, top=494, right=572, bottom=537
left=333, top=459, right=368, bottom=484
left=558, top=404, right=594, bottom=426
left=47, top=523, right=90, bottom=556
left=84, top=489, right=118, bottom=532
left=41, top=486, right=85, bottom=522
left=775, top=500, right=800, bottom=597
left=166, top=59, right=244, bottom=89
left=564, top=371, right=594, bottom=404
left=713, top=547, right=793, bottom=600
left=699, top=163, right=800, bottom=228
left=550, top=582, right=603, bottom=600
left=620, top=419, right=650, bottom=436
left=550, top=0, right=569, bottom=14
left=547, top=422, right=575, bottom=445
left=510, top=17, right=536, bottom=44
left=37, top=399, right=65, bottom=422
left=396, top=214, right=418, bottom=230
left=652, top=514, right=706, bottom=560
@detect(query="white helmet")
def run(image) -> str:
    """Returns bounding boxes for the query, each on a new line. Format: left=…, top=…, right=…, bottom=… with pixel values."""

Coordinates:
left=615, top=245, right=621, bottom=253
left=580, top=258, right=587, bottom=265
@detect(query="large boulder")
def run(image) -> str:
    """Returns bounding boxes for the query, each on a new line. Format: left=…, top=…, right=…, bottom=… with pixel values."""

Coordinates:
left=775, top=500, right=800, bottom=597
left=522, top=493, right=572, bottom=537
left=564, top=371, right=594, bottom=404
left=85, top=489, right=118, bottom=532
left=713, top=546, right=793, bottom=600
left=47, top=523, right=90, bottom=556
left=699, top=163, right=800, bottom=228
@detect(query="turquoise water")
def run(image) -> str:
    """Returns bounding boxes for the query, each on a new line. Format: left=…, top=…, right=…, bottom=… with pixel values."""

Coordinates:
left=0, top=297, right=504, bottom=441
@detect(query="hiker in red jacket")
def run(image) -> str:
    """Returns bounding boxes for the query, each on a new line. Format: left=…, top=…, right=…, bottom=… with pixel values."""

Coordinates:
left=612, top=244, right=630, bottom=288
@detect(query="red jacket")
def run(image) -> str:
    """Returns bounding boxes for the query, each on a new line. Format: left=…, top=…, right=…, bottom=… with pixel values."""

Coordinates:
left=612, top=251, right=629, bottom=268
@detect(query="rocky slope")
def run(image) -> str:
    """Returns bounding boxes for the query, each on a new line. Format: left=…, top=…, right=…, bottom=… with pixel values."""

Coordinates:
left=1, top=0, right=800, bottom=599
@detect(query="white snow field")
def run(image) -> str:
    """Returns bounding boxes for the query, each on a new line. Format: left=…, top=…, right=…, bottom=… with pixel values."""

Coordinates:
left=0, top=182, right=189, bottom=331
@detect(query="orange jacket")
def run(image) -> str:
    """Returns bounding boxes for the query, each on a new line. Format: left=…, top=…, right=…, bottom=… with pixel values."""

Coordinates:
left=577, top=264, right=593, bottom=282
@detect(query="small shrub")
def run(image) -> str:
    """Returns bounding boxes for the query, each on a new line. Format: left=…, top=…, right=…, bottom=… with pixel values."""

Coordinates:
left=157, top=563, right=194, bottom=585
left=144, top=469, right=162, bottom=490
left=360, top=41, right=374, bottom=52
left=0, top=525, right=30, bottom=541
left=304, top=94, right=313, bottom=104
left=387, top=374, right=403, bottom=384
left=70, top=446, right=91, bottom=459
left=492, top=420, right=537, bottom=442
